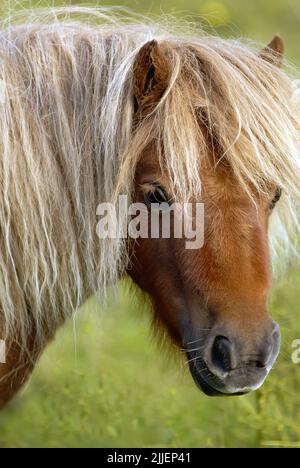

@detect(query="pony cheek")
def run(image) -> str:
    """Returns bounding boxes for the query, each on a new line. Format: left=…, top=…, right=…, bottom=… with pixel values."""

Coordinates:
left=126, top=240, right=189, bottom=344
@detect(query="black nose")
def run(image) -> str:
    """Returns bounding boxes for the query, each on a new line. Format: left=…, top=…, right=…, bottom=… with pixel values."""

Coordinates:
left=210, top=335, right=234, bottom=378
left=207, top=322, right=281, bottom=380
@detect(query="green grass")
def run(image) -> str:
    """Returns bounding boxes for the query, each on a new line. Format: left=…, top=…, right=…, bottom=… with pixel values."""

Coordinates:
left=0, top=273, right=300, bottom=448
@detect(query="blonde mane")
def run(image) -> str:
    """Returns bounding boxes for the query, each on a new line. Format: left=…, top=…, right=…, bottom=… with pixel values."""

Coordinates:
left=0, top=6, right=300, bottom=353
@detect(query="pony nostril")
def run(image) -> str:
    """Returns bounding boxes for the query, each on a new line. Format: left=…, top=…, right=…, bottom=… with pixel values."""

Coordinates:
left=247, top=323, right=280, bottom=369
left=210, top=335, right=233, bottom=377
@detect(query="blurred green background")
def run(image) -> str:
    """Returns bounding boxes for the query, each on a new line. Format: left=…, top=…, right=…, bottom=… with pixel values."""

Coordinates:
left=1, top=0, right=300, bottom=448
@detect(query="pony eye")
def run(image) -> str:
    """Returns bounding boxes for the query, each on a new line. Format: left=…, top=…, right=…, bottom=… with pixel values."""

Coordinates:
left=269, top=187, right=282, bottom=210
left=144, top=186, right=170, bottom=207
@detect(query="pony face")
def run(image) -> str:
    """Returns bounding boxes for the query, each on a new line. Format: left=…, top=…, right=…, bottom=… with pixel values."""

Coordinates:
left=127, top=38, right=286, bottom=396
left=129, top=148, right=281, bottom=396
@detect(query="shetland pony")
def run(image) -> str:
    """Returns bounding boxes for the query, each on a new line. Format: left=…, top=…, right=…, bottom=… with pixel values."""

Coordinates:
left=0, top=7, right=300, bottom=406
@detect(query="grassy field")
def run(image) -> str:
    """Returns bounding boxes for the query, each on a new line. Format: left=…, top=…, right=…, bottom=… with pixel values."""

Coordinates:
left=0, top=273, right=300, bottom=448
left=0, top=0, right=300, bottom=448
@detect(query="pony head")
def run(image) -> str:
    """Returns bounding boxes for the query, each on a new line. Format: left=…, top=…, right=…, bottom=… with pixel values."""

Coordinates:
left=126, top=35, right=299, bottom=396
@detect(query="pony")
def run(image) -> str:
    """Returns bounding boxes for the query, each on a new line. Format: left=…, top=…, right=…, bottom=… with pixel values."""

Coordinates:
left=0, top=6, right=300, bottom=407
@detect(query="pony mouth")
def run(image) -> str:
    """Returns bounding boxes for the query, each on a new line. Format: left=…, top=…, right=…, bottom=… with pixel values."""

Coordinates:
left=186, top=352, right=247, bottom=397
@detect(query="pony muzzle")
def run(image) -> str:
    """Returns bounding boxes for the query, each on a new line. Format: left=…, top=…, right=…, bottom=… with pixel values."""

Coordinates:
left=187, top=321, right=281, bottom=396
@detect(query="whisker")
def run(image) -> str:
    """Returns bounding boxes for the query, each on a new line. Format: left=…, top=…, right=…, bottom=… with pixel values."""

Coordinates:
left=181, top=346, right=204, bottom=353
left=186, top=336, right=209, bottom=345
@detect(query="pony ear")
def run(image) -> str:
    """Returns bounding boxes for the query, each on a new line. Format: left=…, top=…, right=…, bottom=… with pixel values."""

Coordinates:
left=133, top=40, right=170, bottom=111
left=260, top=35, right=284, bottom=66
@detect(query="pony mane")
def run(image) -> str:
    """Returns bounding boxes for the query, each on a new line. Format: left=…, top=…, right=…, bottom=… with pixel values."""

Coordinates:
left=0, top=6, right=300, bottom=352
